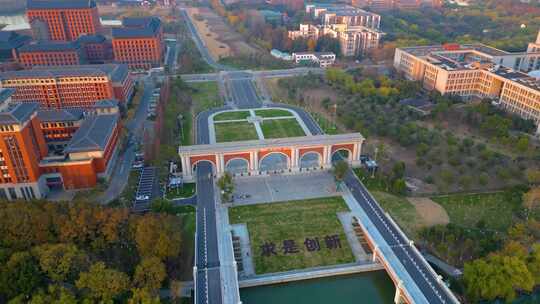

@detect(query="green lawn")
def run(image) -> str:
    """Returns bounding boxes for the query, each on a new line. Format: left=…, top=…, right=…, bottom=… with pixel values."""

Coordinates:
left=261, top=118, right=305, bottom=139
left=311, top=112, right=341, bottom=135
left=178, top=208, right=196, bottom=280
left=229, top=197, right=355, bottom=274
left=214, top=121, right=259, bottom=142
left=213, top=110, right=251, bottom=121
left=190, top=82, right=221, bottom=114
left=254, top=109, right=294, bottom=118
left=371, top=191, right=420, bottom=238
left=165, top=183, right=196, bottom=200
left=431, top=192, right=518, bottom=231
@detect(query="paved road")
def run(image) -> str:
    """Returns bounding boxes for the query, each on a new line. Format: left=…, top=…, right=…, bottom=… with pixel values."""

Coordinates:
left=180, top=9, right=230, bottom=71
left=270, top=103, right=323, bottom=135
left=229, top=78, right=261, bottom=109
left=343, top=170, right=457, bottom=303
left=100, top=78, right=154, bottom=204
left=195, top=159, right=223, bottom=304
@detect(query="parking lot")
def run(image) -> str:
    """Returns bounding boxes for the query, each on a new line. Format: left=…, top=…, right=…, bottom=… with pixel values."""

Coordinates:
left=132, top=167, right=159, bottom=212
left=232, top=172, right=338, bottom=205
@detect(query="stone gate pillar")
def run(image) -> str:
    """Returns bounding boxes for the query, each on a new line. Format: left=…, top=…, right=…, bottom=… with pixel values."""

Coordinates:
left=291, top=148, right=300, bottom=172
left=322, top=145, right=332, bottom=169
left=181, top=155, right=193, bottom=181
left=250, top=150, right=259, bottom=175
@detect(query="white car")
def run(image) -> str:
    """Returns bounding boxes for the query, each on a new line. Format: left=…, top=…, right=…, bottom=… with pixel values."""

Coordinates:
left=136, top=195, right=149, bottom=201
left=132, top=162, right=143, bottom=169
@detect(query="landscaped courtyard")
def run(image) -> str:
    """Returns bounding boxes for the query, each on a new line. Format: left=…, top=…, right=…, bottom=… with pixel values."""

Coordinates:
left=214, top=121, right=259, bottom=142
left=229, top=197, right=355, bottom=274
left=211, top=108, right=306, bottom=143
left=260, top=118, right=305, bottom=139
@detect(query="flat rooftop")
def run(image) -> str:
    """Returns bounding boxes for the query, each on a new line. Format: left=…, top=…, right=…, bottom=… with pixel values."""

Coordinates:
left=27, top=0, right=97, bottom=9
left=179, top=133, right=364, bottom=156
left=0, top=64, right=129, bottom=83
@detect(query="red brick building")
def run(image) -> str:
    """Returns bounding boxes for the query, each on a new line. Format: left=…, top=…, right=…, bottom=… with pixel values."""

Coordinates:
left=0, top=64, right=134, bottom=109
left=0, top=90, right=121, bottom=200
left=0, top=31, right=31, bottom=63
left=112, top=17, right=164, bottom=70
left=17, top=41, right=86, bottom=69
left=351, top=0, right=442, bottom=10
left=26, top=0, right=103, bottom=42
left=77, top=34, right=113, bottom=64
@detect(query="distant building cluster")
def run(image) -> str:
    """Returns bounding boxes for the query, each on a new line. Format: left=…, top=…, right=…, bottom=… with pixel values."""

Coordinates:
left=291, top=52, right=336, bottom=68
left=0, top=0, right=164, bottom=70
left=288, top=4, right=383, bottom=57
left=351, top=0, right=443, bottom=11
left=0, top=64, right=135, bottom=109
left=0, top=89, right=120, bottom=200
left=394, top=31, right=540, bottom=130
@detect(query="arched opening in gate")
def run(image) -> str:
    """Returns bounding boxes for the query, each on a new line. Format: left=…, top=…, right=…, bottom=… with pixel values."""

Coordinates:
left=225, top=158, right=249, bottom=176
left=300, top=152, right=321, bottom=170
left=192, top=160, right=216, bottom=177
left=259, top=152, right=289, bottom=173
left=331, top=149, right=350, bottom=164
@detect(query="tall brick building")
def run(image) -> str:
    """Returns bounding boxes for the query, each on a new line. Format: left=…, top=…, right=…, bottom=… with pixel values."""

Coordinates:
left=26, top=0, right=103, bottom=41
left=17, top=41, right=86, bottom=68
left=0, top=64, right=134, bottom=109
left=0, top=89, right=121, bottom=200
left=112, top=17, right=164, bottom=70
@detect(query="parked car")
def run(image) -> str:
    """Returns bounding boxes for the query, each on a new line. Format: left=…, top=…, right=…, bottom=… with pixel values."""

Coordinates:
left=136, top=195, right=149, bottom=201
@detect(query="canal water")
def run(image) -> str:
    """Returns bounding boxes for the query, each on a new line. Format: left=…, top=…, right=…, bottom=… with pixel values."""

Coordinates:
left=240, top=271, right=396, bottom=304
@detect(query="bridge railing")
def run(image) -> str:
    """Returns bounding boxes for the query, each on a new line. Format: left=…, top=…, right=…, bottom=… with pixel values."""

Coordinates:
left=350, top=209, right=416, bottom=304
left=354, top=171, right=460, bottom=304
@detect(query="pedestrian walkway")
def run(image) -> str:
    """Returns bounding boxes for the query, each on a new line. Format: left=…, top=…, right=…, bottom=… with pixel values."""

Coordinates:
left=338, top=212, right=372, bottom=262
left=215, top=193, right=242, bottom=304
left=231, top=224, right=255, bottom=277
left=232, top=172, right=337, bottom=205
left=239, top=262, right=383, bottom=288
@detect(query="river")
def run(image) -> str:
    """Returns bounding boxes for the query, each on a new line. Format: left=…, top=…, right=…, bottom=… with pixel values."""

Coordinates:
left=240, top=271, right=396, bottom=304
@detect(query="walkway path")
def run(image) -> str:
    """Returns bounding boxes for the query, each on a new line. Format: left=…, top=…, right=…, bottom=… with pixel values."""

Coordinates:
left=338, top=212, right=372, bottom=262
left=239, top=262, right=384, bottom=288
left=231, top=224, right=255, bottom=277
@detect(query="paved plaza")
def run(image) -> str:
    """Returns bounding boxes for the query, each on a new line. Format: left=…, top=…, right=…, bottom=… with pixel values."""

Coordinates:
left=231, top=172, right=338, bottom=205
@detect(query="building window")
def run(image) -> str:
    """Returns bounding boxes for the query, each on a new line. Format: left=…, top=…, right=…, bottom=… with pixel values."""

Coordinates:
left=8, top=187, right=16, bottom=200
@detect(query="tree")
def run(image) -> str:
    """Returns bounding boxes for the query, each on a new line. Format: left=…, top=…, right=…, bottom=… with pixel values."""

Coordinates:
left=0, top=252, right=44, bottom=301
left=391, top=178, right=407, bottom=195
left=516, top=136, right=529, bottom=153
left=523, top=187, right=540, bottom=220
left=30, top=285, right=77, bottom=304
left=463, top=254, right=534, bottom=302
left=307, top=38, right=317, bottom=51
left=526, top=169, right=540, bottom=184
left=76, top=262, right=130, bottom=302
left=33, top=243, right=89, bottom=282
left=128, top=288, right=161, bottom=304
left=131, top=214, right=182, bottom=260
left=133, top=257, right=166, bottom=292
left=315, top=35, right=341, bottom=56
left=217, top=172, right=234, bottom=202
left=392, top=162, right=406, bottom=179
left=332, top=161, right=349, bottom=187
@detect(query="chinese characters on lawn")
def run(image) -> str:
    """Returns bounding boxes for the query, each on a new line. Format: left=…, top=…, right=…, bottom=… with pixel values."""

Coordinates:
left=261, top=235, right=342, bottom=257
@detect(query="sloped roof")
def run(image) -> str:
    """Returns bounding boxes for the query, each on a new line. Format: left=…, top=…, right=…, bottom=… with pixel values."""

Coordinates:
left=19, top=41, right=80, bottom=53
left=112, top=17, right=161, bottom=39
left=0, top=102, right=38, bottom=125
left=77, top=34, right=107, bottom=44
left=37, top=108, right=85, bottom=122
left=93, top=99, right=118, bottom=108
left=27, top=0, right=97, bottom=9
left=65, top=113, right=118, bottom=153
left=0, top=64, right=129, bottom=83
left=0, top=31, right=31, bottom=51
